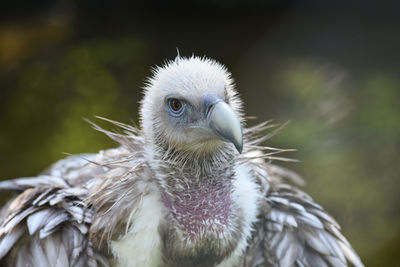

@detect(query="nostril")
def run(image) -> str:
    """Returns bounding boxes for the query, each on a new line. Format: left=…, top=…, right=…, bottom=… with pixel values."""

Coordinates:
left=206, top=103, right=214, bottom=118
left=203, top=94, right=222, bottom=118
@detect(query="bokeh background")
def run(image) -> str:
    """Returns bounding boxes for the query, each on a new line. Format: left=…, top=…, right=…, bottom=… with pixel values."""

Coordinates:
left=1, top=1, right=399, bottom=265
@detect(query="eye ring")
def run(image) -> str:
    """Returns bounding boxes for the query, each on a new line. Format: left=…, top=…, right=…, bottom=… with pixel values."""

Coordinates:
left=167, top=98, right=185, bottom=117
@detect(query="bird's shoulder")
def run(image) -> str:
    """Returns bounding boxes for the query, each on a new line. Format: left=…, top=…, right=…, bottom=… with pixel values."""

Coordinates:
left=239, top=152, right=363, bottom=267
left=0, top=153, right=113, bottom=266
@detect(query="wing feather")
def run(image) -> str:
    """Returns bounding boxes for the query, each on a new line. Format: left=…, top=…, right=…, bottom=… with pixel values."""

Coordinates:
left=0, top=224, right=25, bottom=259
left=251, top=178, right=363, bottom=267
left=27, top=209, right=55, bottom=235
left=0, top=156, right=110, bottom=266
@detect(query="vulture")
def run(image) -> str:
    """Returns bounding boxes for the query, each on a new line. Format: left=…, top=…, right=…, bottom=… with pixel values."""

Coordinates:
left=0, top=56, right=363, bottom=267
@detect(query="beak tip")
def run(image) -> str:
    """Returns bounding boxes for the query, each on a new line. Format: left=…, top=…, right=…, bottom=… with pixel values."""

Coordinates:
left=236, top=144, right=243, bottom=154
left=234, top=139, right=243, bottom=154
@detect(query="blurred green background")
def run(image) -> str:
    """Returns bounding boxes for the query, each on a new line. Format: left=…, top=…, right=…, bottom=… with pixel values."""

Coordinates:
left=0, top=1, right=399, bottom=266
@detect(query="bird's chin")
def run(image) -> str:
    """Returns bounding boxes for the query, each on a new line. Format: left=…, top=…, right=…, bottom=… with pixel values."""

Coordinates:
left=180, top=126, right=229, bottom=153
left=183, top=139, right=227, bottom=154
left=159, top=140, right=227, bottom=164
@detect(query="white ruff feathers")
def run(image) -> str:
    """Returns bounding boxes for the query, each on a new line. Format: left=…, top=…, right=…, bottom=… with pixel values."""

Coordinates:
left=111, top=192, right=163, bottom=267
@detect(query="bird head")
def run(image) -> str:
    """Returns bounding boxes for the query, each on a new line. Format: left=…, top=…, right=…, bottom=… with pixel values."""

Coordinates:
left=140, top=56, right=244, bottom=160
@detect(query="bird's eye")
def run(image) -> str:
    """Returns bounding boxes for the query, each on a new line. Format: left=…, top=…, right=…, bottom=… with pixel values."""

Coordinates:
left=168, top=98, right=185, bottom=116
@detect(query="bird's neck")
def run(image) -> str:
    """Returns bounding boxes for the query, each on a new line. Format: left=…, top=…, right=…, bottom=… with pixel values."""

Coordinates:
left=157, top=159, right=241, bottom=266
left=145, top=144, right=254, bottom=266
left=161, top=165, right=234, bottom=239
left=156, top=144, right=238, bottom=240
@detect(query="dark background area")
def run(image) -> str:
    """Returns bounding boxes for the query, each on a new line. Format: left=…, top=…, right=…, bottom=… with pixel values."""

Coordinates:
left=1, top=1, right=399, bottom=265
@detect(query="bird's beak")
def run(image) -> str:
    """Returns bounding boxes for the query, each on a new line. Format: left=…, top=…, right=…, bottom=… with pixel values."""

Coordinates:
left=206, top=99, right=243, bottom=153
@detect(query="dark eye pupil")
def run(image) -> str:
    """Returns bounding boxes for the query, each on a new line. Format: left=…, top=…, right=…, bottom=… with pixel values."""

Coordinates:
left=170, top=99, right=182, bottom=111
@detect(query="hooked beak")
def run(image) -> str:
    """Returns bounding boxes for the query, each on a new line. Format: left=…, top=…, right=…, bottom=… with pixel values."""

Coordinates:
left=205, top=98, right=243, bottom=153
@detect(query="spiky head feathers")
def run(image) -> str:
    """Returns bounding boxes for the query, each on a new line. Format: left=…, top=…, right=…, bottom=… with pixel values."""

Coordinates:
left=139, top=56, right=243, bottom=157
